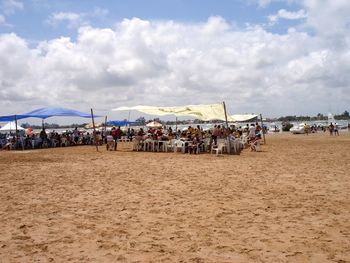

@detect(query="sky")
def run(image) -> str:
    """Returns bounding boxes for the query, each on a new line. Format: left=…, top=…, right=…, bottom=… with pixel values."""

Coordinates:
left=0, top=0, right=350, bottom=123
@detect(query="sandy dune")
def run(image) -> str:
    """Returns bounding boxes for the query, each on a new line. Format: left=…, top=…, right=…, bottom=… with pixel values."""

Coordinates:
left=0, top=133, right=349, bottom=262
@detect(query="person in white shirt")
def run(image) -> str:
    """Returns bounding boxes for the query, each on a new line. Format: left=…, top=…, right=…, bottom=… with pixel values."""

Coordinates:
left=248, top=124, right=256, bottom=140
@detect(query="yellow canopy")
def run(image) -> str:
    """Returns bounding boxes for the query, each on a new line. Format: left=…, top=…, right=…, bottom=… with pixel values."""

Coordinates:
left=112, top=103, right=233, bottom=121
left=112, top=103, right=258, bottom=122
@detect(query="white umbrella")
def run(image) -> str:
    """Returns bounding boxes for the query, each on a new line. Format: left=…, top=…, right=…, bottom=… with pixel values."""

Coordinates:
left=0, top=121, right=25, bottom=131
left=146, top=121, right=162, bottom=128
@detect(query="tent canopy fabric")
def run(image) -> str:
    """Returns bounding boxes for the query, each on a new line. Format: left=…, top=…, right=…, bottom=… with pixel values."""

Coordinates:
left=0, top=115, right=28, bottom=122
left=112, top=103, right=233, bottom=121
left=0, top=122, right=25, bottom=131
left=106, top=121, right=137, bottom=126
left=230, top=114, right=258, bottom=122
left=22, top=107, right=93, bottom=119
left=0, top=107, right=98, bottom=122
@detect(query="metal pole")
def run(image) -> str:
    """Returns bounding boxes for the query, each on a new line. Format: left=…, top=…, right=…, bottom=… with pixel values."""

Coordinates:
left=15, top=115, right=19, bottom=149
left=175, top=117, right=178, bottom=134
left=127, top=110, right=131, bottom=129
left=223, top=101, right=231, bottom=154
left=104, top=115, right=108, bottom=144
left=223, top=101, right=229, bottom=128
left=91, top=108, right=99, bottom=152
left=15, top=114, right=18, bottom=139
left=260, top=113, right=266, bottom=144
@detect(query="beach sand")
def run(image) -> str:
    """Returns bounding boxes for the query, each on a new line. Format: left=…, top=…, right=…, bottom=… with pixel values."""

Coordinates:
left=0, top=133, right=349, bottom=262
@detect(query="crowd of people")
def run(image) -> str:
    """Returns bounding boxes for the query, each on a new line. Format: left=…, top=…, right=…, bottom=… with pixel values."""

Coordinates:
left=0, top=127, right=97, bottom=150
left=303, top=122, right=343, bottom=136
left=104, top=122, right=263, bottom=154
left=1, top=122, right=264, bottom=153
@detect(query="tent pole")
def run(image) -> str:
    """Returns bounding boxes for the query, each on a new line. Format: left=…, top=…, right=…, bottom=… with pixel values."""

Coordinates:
left=15, top=115, right=18, bottom=141
left=175, top=117, right=178, bottom=135
left=104, top=115, right=108, bottom=144
left=15, top=114, right=18, bottom=142
left=223, top=101, right=229, bottom=128
left=260, top=113, right=266, bottom=144
left=223, top=101, right=231, bottom=154
left=127, top=111, right=131, bottom=129
left=91, top=108, right=99, bottom=152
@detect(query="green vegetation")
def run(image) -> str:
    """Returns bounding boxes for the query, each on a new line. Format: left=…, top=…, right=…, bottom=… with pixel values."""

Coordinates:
left=282, top=123, right=294, bottom=132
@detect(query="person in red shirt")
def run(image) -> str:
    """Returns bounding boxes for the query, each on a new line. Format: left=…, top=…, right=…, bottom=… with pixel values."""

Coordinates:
left=111, top=126, right=122, bottom=150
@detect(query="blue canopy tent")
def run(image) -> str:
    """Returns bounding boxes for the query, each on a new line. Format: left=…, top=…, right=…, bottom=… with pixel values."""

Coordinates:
left=22, top=107, right=93, bottom=119
left=0, top=107, right=96, bottom=121
left=0, top=107, right=101, bottom=151
left=0, top=115, right=30, bottom=122
left=106, top=120, right=138, bottom=126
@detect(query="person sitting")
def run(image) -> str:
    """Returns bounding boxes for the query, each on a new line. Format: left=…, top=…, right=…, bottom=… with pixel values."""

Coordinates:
left=188, top=136, right=200, bottom=154
left=1, top=136, right=15, bottom=150
left=250, top=137, right=261, bottom=152
left=106, top=133, right=115, bottom=151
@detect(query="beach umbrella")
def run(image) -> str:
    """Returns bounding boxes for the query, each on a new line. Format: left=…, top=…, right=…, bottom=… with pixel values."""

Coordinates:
left=25, top=128, right=33, bottom=135
left=146, top=121, right=162, bottom=128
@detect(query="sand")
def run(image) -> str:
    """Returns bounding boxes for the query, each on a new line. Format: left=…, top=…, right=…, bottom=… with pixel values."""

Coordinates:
left=0, top=132, right=349, bottom=262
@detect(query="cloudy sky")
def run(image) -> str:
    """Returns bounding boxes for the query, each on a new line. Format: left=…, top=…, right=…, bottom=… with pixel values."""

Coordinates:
left=0, top=0, right=349, bottom=122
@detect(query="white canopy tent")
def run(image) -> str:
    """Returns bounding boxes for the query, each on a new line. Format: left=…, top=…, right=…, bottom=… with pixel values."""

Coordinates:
left=0, top=121, right=25, bottom=131
left=112, top=103, right=234, bottom=122
left=112, top=102, right=265, bottom=147
left=230, top=114, right=258, bottom=122
left=112, top=103, right=259, bottom=123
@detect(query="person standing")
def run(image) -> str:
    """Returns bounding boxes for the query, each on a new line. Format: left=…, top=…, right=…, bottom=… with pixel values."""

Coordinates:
left=73, top=127, right=79, bottom=145
left=111, top=126, right=122, bottom=150
left=255, top=122, right=262, bottom=137
left=212, top=125, right=219, bottom=145
left=248, top=124, right=256, bottom=142
left=304, top=123, right=310, bottom=136
left=329, top=123, right=334, bottom=136
left=334, top=123, right=339, bottom=136
left=39, top=128, right=48, bottom=148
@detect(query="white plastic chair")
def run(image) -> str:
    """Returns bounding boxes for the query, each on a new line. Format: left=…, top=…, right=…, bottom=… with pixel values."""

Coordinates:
left=211, top=142, right=226, bottom=156
left=132, top=139, right=143, bottom=151
left=173, top=140, right=185, bottom=153
left=166, top=139, right=175, bottom=152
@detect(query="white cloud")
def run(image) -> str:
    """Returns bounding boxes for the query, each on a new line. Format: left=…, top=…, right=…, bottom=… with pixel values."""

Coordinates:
left=47, top=8, right=109, bottom=29
left=47, top=12, right=86, bottom=28
left=0, top=12, right=350, bottom=118
left=302, top=0, right=350, bottom=37
left=268, top=9, right=307, bottom=24
left=1, top=0, right=23, bottom=15
left=258, top=0, right=272, bottom=8
left=278, top=9, right=307, bottom=20
left=93, top=7, right=109, bottom=17
left=0, top=14, right=5, bottom=24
